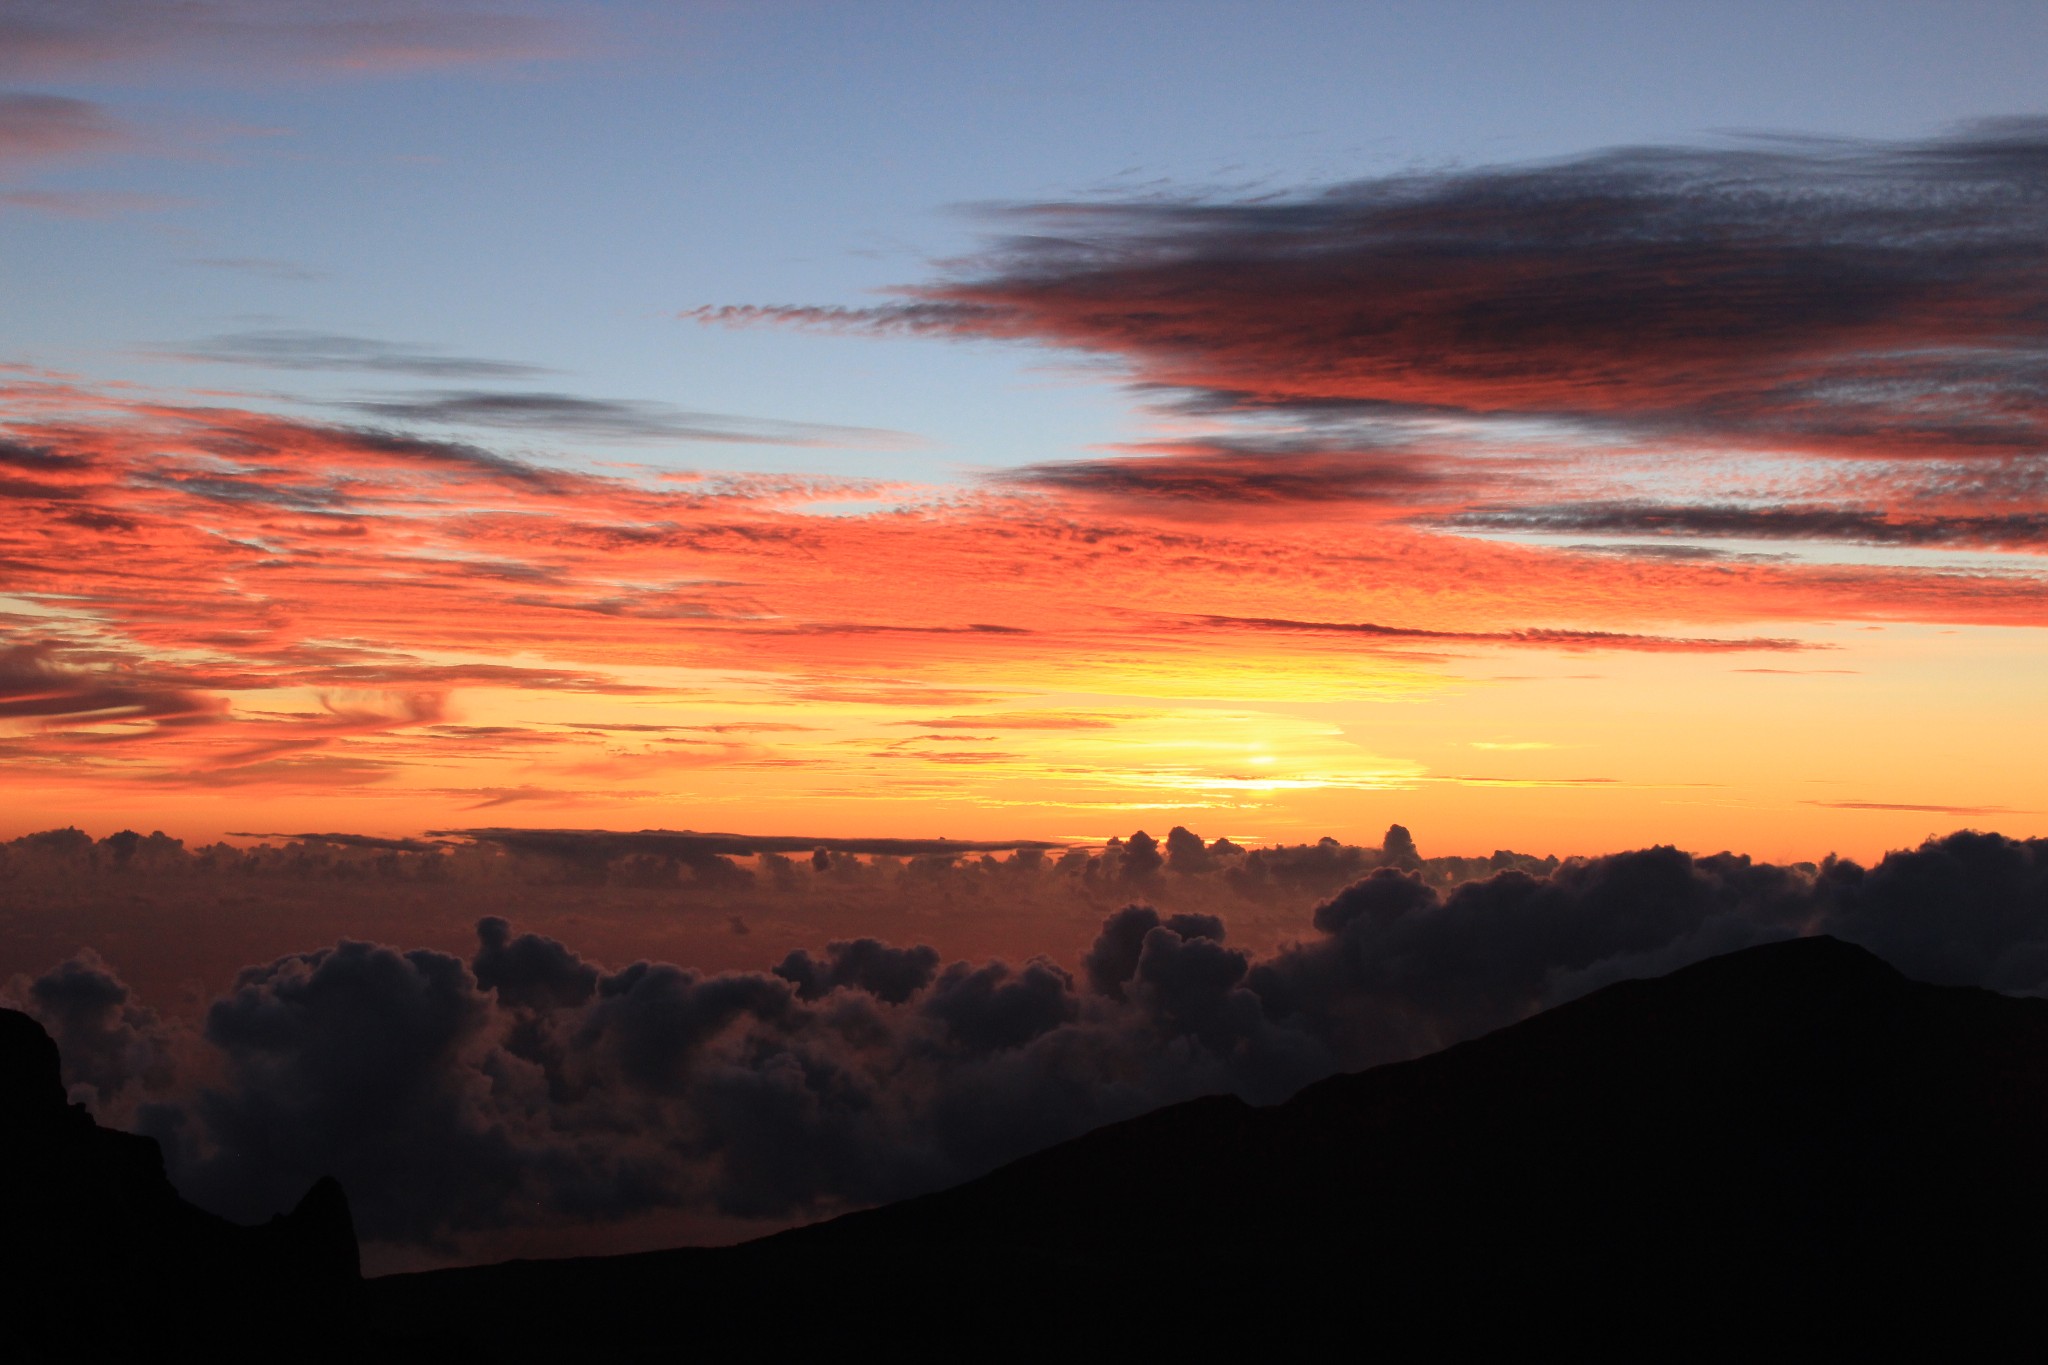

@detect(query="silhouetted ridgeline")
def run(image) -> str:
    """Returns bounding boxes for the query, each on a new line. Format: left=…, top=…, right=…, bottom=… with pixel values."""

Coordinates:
left=366, top=937, right=2048, bottom=1356
left=0, top=1009, right=359, bottom=1356
left=12, top=939, right=2048, bottom=1354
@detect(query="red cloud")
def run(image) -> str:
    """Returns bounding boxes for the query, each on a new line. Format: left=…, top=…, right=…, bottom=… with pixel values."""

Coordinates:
left=3, top=378, right=2046, bottom=796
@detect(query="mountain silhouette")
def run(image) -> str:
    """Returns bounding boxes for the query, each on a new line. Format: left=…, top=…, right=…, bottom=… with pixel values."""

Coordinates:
left=368, top=936, right=2048, bottom=1356
left=0, top=1008, right=360, bottom=1357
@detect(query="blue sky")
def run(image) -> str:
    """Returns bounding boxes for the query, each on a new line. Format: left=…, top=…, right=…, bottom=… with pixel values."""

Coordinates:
left=9, top=0, right=2048, bottom=483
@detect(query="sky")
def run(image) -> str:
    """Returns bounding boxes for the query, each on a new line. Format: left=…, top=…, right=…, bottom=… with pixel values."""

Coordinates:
left=5, top=0, right=2048, bottom=861
left=10, top=0, right=2048, bottom=1279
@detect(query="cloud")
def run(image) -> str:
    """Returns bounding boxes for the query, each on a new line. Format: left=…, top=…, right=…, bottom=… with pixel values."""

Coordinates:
left=922, top=957, right=1078, bottom=1054
left=1082, top=903, right=1227, bottom=1001
left=4, top=371, right=2044, bottom=801
left=775, top=939, right=940, bottom=1005
left=184, top=257, right=327, bottom=282
left=0, top=948, right=178, bottom=1112
left=10, top=828, right=2048, bottom=1261
left=1000, top=442, right=1446, bottom=514
left=226, top=831, right=443, bottom=852
left=157, top=331, right=554, bottom=380
left=700, top=121, right=2048, bottom=565
left=0, top=188, right=186, bottom=217
left=0, top=641, right=222, bottom=732
left=0, top=91, right=125, bottom=163
left=1195, top=615, right=1814, bottom=654
left=896, top=712, right=1127, bottom=731
left=447, top=828, right=1068, bottom=862
left=1450, top=503, right=2048, bottom=553
left=717, top=122, right=2048, bottom=455
left=344, top=389, right=913, bottom=449
left=0, top=2, right=587, bottom=82
left=1806, top=800, right=2028, bottom=815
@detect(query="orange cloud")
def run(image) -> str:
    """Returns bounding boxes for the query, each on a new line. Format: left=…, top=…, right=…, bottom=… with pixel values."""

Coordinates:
left=2, top=364, right=2045, bottom=847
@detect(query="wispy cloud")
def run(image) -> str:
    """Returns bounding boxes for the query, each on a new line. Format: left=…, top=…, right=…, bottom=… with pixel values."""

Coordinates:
left=184, top=257, right=327, bottom=282
left=0, top=90, right=125, bottom=163
left=701, top=121, right=2048, bottom=562
left=0, top=188, right=186, bottom=217
left=154, top=330, right=554, bottom=380
left=1449, top=503, right=2048, bottom=553
left=345, top=389, right=917, bottom=449
left=1194, top=615, right=1815, bottom=654
left=1806, top=800, right=2031, bottom=815
left=0, top=2, right=590, bottom=82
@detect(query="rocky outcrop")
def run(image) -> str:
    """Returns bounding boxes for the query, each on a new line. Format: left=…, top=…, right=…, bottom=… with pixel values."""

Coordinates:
left=0, top=1008, right=360, bottom=1354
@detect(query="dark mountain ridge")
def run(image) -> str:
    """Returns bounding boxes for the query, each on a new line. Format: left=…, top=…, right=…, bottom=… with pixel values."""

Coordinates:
left=0, top=1008, right=360, bottom=1356
left=368, top=935, right=2048, bottom=1355
left=14, top=935, right=2046, bottom=1355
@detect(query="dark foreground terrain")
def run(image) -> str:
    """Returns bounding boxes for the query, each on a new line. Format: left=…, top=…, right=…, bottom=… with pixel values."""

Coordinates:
left=369, top=937, right=2048, bottom=1356
left=11, top=936, right=2048, bottom=1357
left=0, top=1009, right=359, bottom=1357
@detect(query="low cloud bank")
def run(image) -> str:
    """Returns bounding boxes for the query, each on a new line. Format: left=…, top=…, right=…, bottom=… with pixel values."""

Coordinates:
left=7, top=829, right=2046, bottom=1261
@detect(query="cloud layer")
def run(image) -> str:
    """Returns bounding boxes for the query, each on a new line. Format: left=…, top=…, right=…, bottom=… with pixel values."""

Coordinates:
left=8, top=827, right=2048, bottom=1266
left=9, top=377, right=2011, bottom=812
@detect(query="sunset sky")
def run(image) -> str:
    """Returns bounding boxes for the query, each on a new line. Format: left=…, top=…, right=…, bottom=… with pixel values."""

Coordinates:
left=5, top=0, right=2047, bottom=861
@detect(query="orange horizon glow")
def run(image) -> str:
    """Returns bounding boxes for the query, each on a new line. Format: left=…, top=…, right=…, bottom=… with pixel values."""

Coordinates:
left=2, top=381, right=2040, bottom=865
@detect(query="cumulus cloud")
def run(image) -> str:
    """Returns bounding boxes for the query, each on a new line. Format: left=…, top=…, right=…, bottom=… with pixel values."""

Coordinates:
left=0, top=948, right=180, bottom=1112
left=774, top=939, right=940, bottom=1004
left=10, top=827, right=2048, bottom=1265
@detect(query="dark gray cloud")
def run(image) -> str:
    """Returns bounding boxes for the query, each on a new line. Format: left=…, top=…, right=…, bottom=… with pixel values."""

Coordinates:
left=448, top=827, right=1067, bottom=862
left=1194, top=615, right=1813, bottom=654
left=0, top=437, right=90, bottom=472
left=226, top=831, right=443, bottom=852
left=1082, top=903, right=1227, bottom=1001
left=344, top=390, right=911, bottom=449
left=703, top=122, right=2048, bottom=541
left=729, top=121, right=2048, bottom=451
left=184, top=257, right=327, bottom=282
left=775, top=939, right=941, bottom=1005
left=0, top=641, right=220, bottom=730
left=1000, top=442, right=1445, bottom=509
left=186, top=939, right=514, bottom=1238
left=1450, top=503, right=2048, bottom=552
left=9, top=949, right=176, bottom=1108
left=923, top=958, right=1078, bottom=1054
left=158, top=330, right=554, bottom=380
